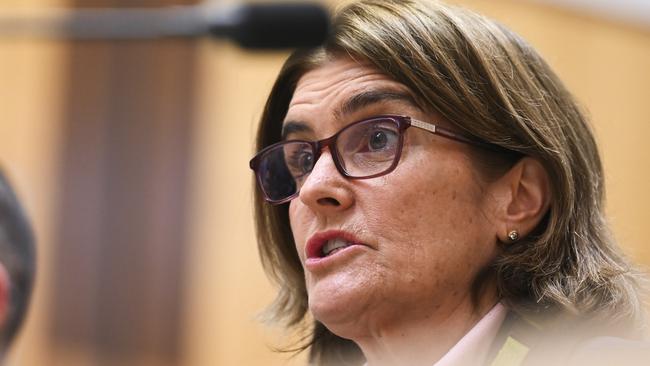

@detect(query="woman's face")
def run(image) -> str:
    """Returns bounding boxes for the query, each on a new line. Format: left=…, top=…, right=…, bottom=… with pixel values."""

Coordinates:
left=285, top=57, right=501, bottom=339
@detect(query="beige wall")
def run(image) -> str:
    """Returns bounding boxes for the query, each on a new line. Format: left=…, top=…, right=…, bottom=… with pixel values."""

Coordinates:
left=1, top=0, right=649, bottom=365
left=181, top=43, right=299, bottom=366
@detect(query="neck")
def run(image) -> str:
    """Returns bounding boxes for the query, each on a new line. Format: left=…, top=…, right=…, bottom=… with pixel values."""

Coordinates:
left=355, top=287, right=499, bottom=366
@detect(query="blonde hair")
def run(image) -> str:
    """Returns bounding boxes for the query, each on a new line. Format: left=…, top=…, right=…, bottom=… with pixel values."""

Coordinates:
left=253, top=1, right=646, bottom=364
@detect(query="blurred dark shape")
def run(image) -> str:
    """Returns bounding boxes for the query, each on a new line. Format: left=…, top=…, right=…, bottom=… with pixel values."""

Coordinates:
left=0, top=3, right=330, bottom=49
left=211, top=3, right=330, bottom=49
left=0, top=171, right=36, bottom=354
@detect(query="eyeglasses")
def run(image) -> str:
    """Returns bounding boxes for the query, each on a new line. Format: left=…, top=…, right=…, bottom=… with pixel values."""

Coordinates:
left=250, top=114, right=506, bottom=205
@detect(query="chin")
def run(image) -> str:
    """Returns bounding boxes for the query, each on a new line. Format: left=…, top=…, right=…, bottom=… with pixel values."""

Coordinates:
left=307, top=274, right=372, bottom=336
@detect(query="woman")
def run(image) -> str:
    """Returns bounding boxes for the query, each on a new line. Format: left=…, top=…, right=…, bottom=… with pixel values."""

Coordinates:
left=249, top=1, right=647, bottom=365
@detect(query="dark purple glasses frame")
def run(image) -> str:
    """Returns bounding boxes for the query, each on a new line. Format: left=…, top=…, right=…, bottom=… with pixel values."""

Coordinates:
left=250, top=114, right=512, bottom=204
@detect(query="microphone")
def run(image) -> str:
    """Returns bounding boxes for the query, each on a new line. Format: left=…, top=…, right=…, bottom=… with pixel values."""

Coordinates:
left=0, top=2, right=330, bottom=49
left=210, top=3, right=330, bottom=49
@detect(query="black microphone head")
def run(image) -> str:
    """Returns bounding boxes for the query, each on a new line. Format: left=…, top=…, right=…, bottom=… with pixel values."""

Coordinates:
left=217, top=3, right=330, bottom=49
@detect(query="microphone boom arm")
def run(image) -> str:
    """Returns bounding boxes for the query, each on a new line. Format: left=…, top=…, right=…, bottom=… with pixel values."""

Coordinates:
left=0, top=3, right=329, bottom=49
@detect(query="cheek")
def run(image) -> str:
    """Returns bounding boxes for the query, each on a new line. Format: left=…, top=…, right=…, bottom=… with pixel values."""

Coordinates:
left=370, top=157, right=473, bottom=226
left=288, top=201, right=310, bottom=262
left=364, top=154, right=495, bottom=275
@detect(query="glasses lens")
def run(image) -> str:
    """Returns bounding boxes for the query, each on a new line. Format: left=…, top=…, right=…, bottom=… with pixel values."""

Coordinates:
left=256, top=141, right=315, bottom=202
left=337, top=117, right=401, bottom=177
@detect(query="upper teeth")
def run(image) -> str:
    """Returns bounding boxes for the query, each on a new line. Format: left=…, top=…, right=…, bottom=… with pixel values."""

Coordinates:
left=322, top=239, right=350, bottom=256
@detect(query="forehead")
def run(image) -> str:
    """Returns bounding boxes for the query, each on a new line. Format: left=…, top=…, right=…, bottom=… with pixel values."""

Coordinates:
left=285, top=58, right=416, bottom=123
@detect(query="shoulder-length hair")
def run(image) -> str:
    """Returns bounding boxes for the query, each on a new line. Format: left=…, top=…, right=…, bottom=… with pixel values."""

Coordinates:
left=253, top=1, right=646, bottom=364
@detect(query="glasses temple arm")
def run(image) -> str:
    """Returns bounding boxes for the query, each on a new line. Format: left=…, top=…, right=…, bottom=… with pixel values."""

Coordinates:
left=409, top=118, right=517, bottom=154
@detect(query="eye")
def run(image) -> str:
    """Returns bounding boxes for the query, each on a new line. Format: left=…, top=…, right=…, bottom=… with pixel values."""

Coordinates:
left=369, top=130, right=389, bottom=151
left=288, top=149, right=315, bottom=176
left=365, top=128, right=398, bottom=152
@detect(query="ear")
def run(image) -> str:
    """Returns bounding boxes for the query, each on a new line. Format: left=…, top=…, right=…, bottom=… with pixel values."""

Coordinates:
left=0, top=264, right=10, bottom=330
left=495, top=157, right=552, bottom=243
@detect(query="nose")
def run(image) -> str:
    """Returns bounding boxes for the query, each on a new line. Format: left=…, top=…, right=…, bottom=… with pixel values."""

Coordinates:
left=297, top=148, right=355, bottom=212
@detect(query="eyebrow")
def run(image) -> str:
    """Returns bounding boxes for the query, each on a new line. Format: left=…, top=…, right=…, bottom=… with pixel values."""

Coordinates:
left=281, top=121, right=313, bottom=140
left=335, top=89, right=419, bottom=120
left=281, top=89, right=419, bottom=140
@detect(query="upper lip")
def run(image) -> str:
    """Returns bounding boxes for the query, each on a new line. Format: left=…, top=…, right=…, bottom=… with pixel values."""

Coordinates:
left=305, top=230, right=367, bottom=259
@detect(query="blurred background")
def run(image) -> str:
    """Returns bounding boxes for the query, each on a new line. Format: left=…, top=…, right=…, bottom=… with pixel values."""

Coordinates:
left=0, top=0, right=648, bottom=365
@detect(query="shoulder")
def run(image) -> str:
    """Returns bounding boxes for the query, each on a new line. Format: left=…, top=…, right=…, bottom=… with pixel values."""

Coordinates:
left=566, top=336, right=650, bottom=366
left=493, top=311, right=650, bottom=366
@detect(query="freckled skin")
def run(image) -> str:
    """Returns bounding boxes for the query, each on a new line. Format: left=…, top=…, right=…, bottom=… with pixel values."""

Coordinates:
left=286, top=58, right=502, bottom=365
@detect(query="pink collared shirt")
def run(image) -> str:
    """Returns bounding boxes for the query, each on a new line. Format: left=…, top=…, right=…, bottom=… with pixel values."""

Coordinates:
left=361, top=303, right=508, bottom=366
left=434, top=302, right=507, bottom=366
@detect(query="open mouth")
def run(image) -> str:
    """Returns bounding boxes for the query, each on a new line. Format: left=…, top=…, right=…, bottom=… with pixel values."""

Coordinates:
left=306, top=231, right=366, bottom=260
left=321, top=238, right=353, bottom=257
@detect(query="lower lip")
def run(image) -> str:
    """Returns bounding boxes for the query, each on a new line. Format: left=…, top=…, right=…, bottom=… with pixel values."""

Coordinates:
left=305, top=244, right=366, bottom=272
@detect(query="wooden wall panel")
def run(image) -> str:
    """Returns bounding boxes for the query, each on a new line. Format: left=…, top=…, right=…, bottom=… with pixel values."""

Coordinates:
left=51, top=39, right=196, bottom=366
